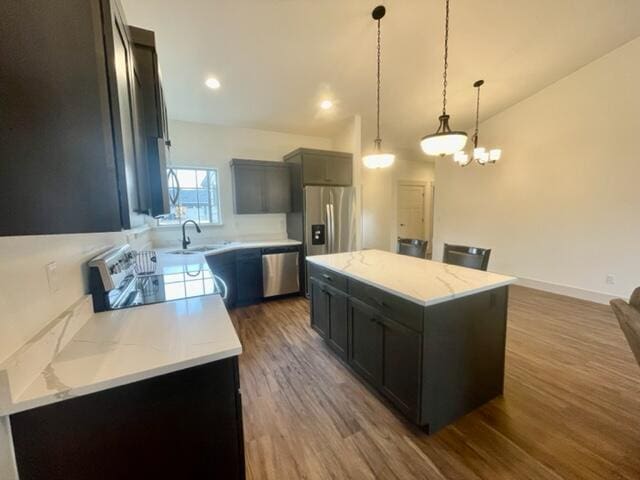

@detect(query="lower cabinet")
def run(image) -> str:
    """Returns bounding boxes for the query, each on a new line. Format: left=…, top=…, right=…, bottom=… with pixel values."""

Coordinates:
left=310, top=273, right=422, bottom=423
left=310, top=278, right=349, bottom=360
left=236, top=249, right=263, bottom=307
left=348, top=298, right=384, bottom=385
left=10, top=358, right=245, bottom=480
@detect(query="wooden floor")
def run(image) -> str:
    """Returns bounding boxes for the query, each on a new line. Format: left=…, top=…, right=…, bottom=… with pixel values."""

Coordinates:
left=230, top=286, right=640, bottom=479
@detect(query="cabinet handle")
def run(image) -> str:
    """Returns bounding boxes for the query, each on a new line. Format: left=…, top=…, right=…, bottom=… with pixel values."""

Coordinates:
left=376, top=299, right=389, bottom=308
left=322, top=273, right=332, bottom=281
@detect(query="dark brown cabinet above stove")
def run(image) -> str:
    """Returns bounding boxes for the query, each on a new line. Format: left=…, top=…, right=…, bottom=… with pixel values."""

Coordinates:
left=0, top=0, right=165, bottom=236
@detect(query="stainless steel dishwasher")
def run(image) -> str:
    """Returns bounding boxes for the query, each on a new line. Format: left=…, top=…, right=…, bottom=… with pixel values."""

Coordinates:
left=262, top=246, right=300, bottom=297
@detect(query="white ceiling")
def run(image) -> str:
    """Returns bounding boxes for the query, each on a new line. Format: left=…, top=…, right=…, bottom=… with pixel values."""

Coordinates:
left=121, top=0, right=640, bottom=153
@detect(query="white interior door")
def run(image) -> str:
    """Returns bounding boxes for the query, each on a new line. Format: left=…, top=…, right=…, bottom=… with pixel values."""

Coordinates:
left=397, top=184, right=425, bottom=240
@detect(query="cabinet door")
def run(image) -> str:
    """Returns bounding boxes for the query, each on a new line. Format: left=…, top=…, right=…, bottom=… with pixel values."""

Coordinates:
left=348, top=299, right=383, bottom=386
left=310, top=278, right=329, bottom=338
left=236, top=250, right=262, bottom=306
left=233, top=165, right=264, bottom=214
left=110, top=2, right=139, bottom=223
left=132, top=67, right=151, bottom=214
left=327, top=288, right=348, bottom=360
left=325, top=157, right=352, bottom=186
left=302, top=153, right=330, bottom=185
left=381, top=318, right=422, bottom=417
left=264, top=166, right=291, bottom=213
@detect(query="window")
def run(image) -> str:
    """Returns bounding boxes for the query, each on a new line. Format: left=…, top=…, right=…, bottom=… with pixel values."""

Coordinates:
left=159, top=167, right=221, bottom=225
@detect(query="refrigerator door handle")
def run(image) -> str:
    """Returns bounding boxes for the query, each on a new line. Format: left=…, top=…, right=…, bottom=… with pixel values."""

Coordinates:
left=325, top=203, right=332, bottom=254
left=329, top=203, right=336, bottom=254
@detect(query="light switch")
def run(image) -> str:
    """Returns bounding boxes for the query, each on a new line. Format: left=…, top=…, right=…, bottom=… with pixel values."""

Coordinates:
left=46, top=262, right=60, bottom=293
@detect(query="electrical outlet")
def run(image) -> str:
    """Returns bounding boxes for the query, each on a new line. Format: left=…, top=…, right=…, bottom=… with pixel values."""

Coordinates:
left=46, top=262, right=60, bottom=293
left=606, top=274, right=616, bottom=285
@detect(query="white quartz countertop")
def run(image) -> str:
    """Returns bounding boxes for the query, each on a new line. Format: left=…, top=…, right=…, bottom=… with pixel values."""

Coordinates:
left=307, top=250, right=516, bottom=307
left=158, top=239, right=301, bottom=258
left=2, top=295, right=241, bottom=415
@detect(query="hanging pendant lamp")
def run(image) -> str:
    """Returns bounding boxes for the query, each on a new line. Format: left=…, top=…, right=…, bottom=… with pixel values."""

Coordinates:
left=363, top=5, right=395, bottom=169
left=453, top=79, right=502, bottom=166
left=420, top=0, right=467, bottom=156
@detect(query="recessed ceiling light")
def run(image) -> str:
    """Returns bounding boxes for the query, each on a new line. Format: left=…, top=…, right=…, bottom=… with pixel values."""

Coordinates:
left=205, top=77, right=221, bottom=90
left=320, top=99, right=333, bottom=110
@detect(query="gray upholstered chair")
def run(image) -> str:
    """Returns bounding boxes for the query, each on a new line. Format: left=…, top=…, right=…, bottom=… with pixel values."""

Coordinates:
left=443, top=243, right=491, bottom=271
left=610, top=288, right=640, bottom=367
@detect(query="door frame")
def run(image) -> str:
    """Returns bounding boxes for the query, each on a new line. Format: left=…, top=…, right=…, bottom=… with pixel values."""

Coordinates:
left=393, top=180, right=434, bottom=255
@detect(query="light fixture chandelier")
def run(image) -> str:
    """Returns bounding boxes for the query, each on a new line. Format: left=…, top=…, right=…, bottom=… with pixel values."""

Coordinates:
left=363, top=5, right=395, bottom=169
left=420, top=0, right=467, bottom=156
left=453, top=79, right=502, bottom=166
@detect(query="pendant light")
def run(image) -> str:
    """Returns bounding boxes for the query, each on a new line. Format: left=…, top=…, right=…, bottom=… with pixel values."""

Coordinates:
left=420, top=0, right=467, bottom=156
left=453, top=79, right=502, bottom=166
left=363, top=5, right=395, bottom=169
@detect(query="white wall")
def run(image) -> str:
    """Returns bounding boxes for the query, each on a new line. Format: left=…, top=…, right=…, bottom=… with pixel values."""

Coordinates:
left=433, top=37, right=640, bottom=301
left=0, top=228, right=151, bottom=364
left=362, top=147, right=435, bottom=251
left=152, top=120, right=332, bottom=247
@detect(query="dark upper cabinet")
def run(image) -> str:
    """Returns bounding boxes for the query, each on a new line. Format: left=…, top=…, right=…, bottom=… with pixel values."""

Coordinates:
left=230, top=159, right=291, bottom=214
left=0, top=0, right=148, bottom=235
left=130, top=26, right=171, bottom=217
left=283, top=148, right=353, bottom=186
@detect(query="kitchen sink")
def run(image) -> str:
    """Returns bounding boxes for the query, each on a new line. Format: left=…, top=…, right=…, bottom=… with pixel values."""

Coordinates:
left=167, top=250, right=200, bottom=255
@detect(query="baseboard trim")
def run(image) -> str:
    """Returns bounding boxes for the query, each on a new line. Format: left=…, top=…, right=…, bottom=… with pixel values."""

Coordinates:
left=515, top=277, right=625, bottom=305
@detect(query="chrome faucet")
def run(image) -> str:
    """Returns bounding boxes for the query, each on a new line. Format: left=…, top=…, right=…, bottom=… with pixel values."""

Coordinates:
left=181, top=220, right=202, bottom=250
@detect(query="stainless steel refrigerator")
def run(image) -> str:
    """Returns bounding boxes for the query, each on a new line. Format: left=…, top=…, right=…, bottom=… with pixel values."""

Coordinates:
left=290, top=186, right=357, bottom=293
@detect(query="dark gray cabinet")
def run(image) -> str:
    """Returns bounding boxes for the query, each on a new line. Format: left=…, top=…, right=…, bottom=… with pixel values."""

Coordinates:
left=284, top=148, right=352, bottom=186
left=310, top=278, right=348, bottom=359
left=236, top=249, right=263, bottom=307
left=0, top=0, right=151, bottom=235
left=130, top=26, right=171, bottom=217
left=11, top=358, right=245, bottom=479
left=349, top=299, right=384, bottom=385
left=310, top=278, right=330, bottom=338
left=307, top=260, right=510, bottom=433
left=230, top=160, right=291, bottom=214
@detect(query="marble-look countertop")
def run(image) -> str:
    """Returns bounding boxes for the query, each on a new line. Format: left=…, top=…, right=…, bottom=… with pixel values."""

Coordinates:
left=307, top=250, right=517, bottom=307
left=1, top=294, right=241, bottom=416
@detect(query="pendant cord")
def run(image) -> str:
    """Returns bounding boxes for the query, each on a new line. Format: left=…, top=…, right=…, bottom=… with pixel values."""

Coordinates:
left=474, top=83, right=480, bottom=148
left=442, top=0, right=450, bottom=116
left=375, top=17, right=382, bottom=150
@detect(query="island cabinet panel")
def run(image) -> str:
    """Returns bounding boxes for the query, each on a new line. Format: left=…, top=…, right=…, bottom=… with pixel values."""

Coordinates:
left=380, top=315, right=422, bottom=419
left=310, top=277, right=330, bottom=338
left=10, top=358, right=245, bottom=480
left=348, top=299, right=384, bottom=385
left=326, top=286, right=349, bottom=359
left=306, top=259, right=509, bottom=434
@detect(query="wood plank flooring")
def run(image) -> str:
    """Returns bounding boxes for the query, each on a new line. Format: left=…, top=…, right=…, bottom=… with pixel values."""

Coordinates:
left=230, top=286, right=640, bottom=479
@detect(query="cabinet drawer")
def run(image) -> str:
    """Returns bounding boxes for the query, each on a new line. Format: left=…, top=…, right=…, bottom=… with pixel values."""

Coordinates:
left=307, top=263, right=347, bottom=292
left=349, top=279, right=423, bottom=332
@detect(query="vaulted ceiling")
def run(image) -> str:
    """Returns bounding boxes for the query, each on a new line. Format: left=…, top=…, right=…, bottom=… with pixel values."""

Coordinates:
left=122, top=0, right=640, bottom=153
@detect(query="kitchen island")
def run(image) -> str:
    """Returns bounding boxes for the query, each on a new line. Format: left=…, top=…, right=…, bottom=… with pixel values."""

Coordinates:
left=306, top=249, right=516, bottom=433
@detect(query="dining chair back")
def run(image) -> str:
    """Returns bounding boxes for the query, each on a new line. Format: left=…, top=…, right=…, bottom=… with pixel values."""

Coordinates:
left=398, top=238, right=428, bottom=259
left=443, top=244, right=491, bottom=271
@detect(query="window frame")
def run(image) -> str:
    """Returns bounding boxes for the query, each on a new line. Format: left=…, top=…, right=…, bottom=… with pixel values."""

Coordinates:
left=157, top=166, right=223, bottom=227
